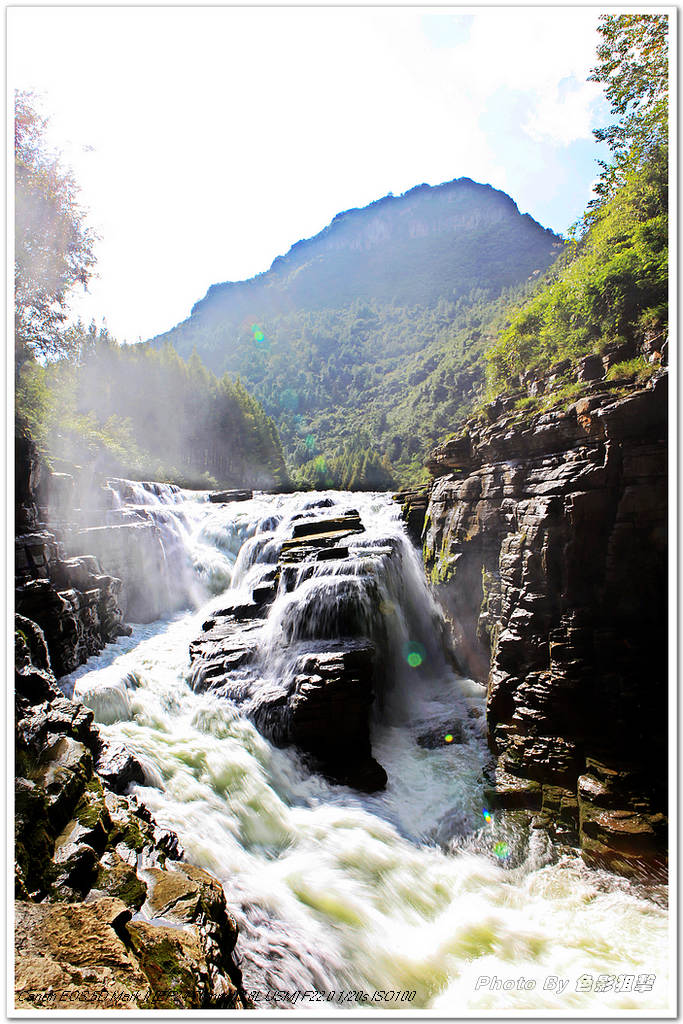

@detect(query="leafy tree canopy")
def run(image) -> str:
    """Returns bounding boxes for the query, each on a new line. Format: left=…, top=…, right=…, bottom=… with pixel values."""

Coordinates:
left=16, top=327, right=291, bottom=491
left=15, top=91, right=96, bottom=364
left=485, top=14, right=668, bottom=400
left=589, top=14, right=668, bottom=200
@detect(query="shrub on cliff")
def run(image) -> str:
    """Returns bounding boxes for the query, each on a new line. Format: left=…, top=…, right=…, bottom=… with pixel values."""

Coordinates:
left=485, top=14, right=668, bottom=396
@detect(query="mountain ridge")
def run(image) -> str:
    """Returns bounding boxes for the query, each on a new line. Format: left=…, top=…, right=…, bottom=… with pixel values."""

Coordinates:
left=150, top=176, right=563, bottom=487
left=184, top=176, right=559, bottom=323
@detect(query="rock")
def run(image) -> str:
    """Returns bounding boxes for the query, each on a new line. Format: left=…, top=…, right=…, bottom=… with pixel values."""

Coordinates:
left=576, top=353, right=605, bottom=383
left=32, top=736, right=93, bottom=830
left=393, top=488, right=429, bottom=546
left=255, top=640, right=387, bottom=792
left=208, top=489, right=253, bottom=503
left=423, top=371, right=668, bottom=874
left=95, top=740, right=146, bottom=793
left=90, top=850, right=148, bottom=909
left=189, top=509, right=389, bottom=792
left=14, top=899, right=151, bottom=1010
left=483, top=767, right=543, bottom=810
left=13, top=444, right=252, bottom=1008
left=126, top=921, right=241, bottom=1009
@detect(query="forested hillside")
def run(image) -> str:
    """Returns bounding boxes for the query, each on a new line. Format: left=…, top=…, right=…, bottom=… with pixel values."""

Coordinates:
left=17, top=324, right=290, bottom=490
left=151, top=178, right=562, bottom=486
left=485, top=14, right=668, bottom=407
left=14, top=92, right=289, bottom=493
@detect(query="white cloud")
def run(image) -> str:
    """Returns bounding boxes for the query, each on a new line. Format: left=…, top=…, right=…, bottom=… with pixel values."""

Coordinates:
left=524, top=76, right=603, bottom=147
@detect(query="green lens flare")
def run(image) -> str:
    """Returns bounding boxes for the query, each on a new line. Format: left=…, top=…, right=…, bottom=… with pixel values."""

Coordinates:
left=444, top=733, right=454, bottom=743
left=494, top=841, right=510, bottom=860
left=403, top=641, right=426, bottom=669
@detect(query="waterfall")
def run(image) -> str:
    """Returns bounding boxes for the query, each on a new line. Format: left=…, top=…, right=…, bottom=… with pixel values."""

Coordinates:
left=58, top=487, right=670, bottom=1012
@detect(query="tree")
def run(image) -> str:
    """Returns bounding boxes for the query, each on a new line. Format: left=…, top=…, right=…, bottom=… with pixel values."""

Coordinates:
left=589, top=15, right=668, bottom=198
left=15, top=92, right=96, bottom=364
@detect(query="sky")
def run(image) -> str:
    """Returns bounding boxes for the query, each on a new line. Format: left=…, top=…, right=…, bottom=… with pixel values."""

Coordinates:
left=8, top=6, right=611, bottom=344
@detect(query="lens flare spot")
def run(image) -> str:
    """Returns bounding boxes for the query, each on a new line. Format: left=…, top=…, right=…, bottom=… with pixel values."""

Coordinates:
left=251, top=324, right=266, bottom=343
left=444, top=733, right=454, bottom=744
left=379, top=600, right=395, bottom=616
left=482, top=808, right=493, bottom=824
left=305, top=434, right=316, bottom=452
left=494, top=841, right=511, bottom=860
left=403, top=641, right=426, bottom=669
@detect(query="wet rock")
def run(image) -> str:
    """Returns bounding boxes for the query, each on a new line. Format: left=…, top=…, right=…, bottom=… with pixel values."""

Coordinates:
left=291, top=509, right=363, bottom=538
left=208, top=489, right=253, bottom=503
left=190, top=508, right=389, bottom=792
left=33, top=736, right=93, bottom=831
left=423, top=370, right=668, bottom=874
left=255, top=640, right=387, bottom=792
left=393, top=488, right=429, bottom=546
left=95, top=739, right=146, bottom=793
left=89, top=850, right=147, bottom=909
left=126, top=921, right=242, bottom=1009
left=483, top=767, right=543, bottom=810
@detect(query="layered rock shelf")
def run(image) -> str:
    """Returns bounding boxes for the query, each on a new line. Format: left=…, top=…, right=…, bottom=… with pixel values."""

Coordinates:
left=14, top=427, right=254, bottom=1010
left=189, top=510, right=388, bottom=792
left=14, top=617, right=249, bottom=1010
left=419, top=365, right=668, bottom=876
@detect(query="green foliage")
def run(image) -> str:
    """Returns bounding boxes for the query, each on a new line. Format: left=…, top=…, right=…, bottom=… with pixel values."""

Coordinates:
left=16, top=326, right=290, bottom=490
left=605, top=356, right=653, bottom=382
left=159, top=287, right=547, bottom=489
left=485, top=154, right=667, bottom=395
left=150, top=180, right=560, bottom=488
left=485, top=16, right=668, bottom=401
left=589, top=14, right=668, bottom=200
left=14, top=92, right=96, bottom=364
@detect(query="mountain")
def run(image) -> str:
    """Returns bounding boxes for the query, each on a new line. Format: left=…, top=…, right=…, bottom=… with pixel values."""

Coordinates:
left=150, top=177, right=563, bottom=487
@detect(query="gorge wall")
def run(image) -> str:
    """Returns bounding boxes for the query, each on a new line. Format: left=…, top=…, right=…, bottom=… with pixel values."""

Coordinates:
left=417, top=353, right=668, bottom=877
left=13, top=429, right=252, bottom=1010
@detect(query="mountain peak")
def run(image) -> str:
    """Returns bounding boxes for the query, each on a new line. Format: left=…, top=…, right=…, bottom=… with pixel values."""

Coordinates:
left=186, top=177, right=559, bottom=322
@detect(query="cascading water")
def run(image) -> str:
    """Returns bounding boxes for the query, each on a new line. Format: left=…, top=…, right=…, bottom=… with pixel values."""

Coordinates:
left=60, top=487, right=671, bottom=1012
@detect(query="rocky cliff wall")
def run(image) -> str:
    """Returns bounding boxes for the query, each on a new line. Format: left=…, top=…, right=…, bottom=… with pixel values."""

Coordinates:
left=14, top=426, right=253, bottom=1010
left=14, top=618, right=249, bottom=1009
left=15, top=426, right=132, bottom=677
left=421, top=365, right=668, bottom=877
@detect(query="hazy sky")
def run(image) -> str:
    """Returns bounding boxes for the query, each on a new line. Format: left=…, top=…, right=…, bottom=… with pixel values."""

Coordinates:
left=9, top=6, right=610, bottom=344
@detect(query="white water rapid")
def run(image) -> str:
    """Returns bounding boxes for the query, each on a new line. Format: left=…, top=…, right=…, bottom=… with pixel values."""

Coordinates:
left=60, top=487, right=671, bottom=1013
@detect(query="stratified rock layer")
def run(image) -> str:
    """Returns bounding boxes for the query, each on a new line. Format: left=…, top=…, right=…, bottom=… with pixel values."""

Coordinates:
left=189, top=510, right=388, bottom=792
left=14, top=618, right=249, bottom=1010
left=423, top=369, right=668, bottom=876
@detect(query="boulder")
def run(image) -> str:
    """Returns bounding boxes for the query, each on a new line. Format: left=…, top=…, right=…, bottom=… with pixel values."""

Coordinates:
left=14, top=899, right=151, bottom=1010
left=208, top=489, right=253, bottom=503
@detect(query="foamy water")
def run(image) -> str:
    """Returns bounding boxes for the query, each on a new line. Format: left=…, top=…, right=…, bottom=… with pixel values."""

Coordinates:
left=60, top=488, right=672, bottom=1013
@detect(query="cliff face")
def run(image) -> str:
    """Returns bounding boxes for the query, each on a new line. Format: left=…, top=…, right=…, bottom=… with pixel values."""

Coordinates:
left=422, top=364, right=668, bottom=876
left=13, top=428, right=251, bottom=1010
left=14, top=619, right=248, bottom=1010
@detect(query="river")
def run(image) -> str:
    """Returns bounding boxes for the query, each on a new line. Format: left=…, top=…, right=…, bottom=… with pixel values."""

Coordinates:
left=59, top=484, right=671, bottom=1012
